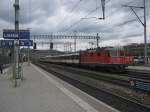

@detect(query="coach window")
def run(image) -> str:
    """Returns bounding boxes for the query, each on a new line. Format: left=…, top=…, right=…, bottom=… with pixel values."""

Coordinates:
left=71, top=55, right=73, bottom=60
left=73, top=55, right=75, bottom=59
left=66, top=56, right=68, bottom=60
left=60, top=56, right=63, bottom=59
left=68, top=56, right=71, bottom=59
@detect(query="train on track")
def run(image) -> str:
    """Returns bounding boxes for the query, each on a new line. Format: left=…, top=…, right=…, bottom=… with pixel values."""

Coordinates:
left=39, top=47, right=134, bottom=72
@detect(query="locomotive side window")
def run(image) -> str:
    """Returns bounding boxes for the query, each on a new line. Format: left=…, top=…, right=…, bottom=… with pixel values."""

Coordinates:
left=90, top=53, right=93, bottom=56
left=107, top=51, right=110, bottom=56
left=97, top=52, right=101, bottom=56
left=110, top=50, right=118, bottom=57
left=120, top=51, right=125, bottom=56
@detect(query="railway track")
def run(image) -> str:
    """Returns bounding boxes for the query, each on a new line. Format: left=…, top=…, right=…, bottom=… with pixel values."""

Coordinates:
left=40, top=61, right=150, bottom=81
left=35, top=62, right=150, bottom=112
left=40, top=62, right=129, bottom=86
left=126, top=69, right=150, bottom=80
left=72, top=64, right=150, bottom=80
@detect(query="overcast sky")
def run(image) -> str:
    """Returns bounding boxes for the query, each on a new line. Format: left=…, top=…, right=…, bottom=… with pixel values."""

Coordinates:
left=0, top=0, right=150, bottom=50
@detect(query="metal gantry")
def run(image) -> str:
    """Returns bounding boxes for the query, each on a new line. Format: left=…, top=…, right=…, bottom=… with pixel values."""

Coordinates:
left=31, top=33, right=100, bottom=52
left=31, top=34, right=99, bottom=39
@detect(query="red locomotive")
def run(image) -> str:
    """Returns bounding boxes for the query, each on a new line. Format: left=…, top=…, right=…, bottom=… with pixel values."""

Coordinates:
left=80, top=47, right=133, bottom=72
left=40, top=47, right=133, bottom=72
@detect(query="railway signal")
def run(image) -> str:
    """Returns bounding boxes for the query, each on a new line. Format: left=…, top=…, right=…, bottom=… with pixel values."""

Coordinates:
left=33, top=43, right=37, bottom=49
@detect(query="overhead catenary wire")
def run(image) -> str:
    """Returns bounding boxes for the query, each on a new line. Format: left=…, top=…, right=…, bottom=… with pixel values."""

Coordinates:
left=82, top=0, right=106, bottom=20
left=70, top=0, right=83, bottom=13
left=64, top=0, right=108, bottom=32
left=65, top=6, right=102, bottom=32
left=58, top=0, right=84, bottom=29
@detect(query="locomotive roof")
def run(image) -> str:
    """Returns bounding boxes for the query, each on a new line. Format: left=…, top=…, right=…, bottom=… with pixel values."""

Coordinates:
left=41, top=52, right=79, bottom=59
left=85, top=47, right=124, bottom=52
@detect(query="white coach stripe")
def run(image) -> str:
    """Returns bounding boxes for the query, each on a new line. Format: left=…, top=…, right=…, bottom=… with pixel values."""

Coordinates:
left=32, top=64, right=99, bottom=112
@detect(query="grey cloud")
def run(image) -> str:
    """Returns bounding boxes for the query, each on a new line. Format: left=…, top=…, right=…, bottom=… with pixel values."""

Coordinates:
left=19, top=0, right=60, bottom=24
left=0, top=0, right=14, bottom=23
left=0, top=0, right=60, bottom=24
left=0, top=0, right=150, bottom=47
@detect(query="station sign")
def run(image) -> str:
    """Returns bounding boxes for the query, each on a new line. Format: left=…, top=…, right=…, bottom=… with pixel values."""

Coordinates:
left=130, top=78, right=150, bottom=92
left=19, top=40, right=33, bottom=46
left=0, top=40, right=33, bottom=48
left=3, top=29, right=30, bottom=39
left=0, top=40, right=14, bottom=48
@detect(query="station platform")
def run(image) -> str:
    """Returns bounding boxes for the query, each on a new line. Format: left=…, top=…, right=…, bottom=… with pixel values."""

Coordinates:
left=127, top=66, right=150, bottom=73
left=0, top=63, right=119, bottom=112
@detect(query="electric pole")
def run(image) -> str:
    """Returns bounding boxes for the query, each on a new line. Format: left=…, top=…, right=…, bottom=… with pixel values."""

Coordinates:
left=81, top=0, right=105, bottom=20
left=101, top=0, right=105, bottom=19
left=74, top=31, right=77, bottom=52
left=13, top=0, right=20, bottom=87
left=143, top=0, right=148, bottom=65
left=14, top=0, right=19, bottom=30
left=123, top=0, right=148, bottom=65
